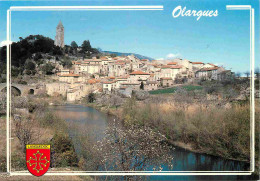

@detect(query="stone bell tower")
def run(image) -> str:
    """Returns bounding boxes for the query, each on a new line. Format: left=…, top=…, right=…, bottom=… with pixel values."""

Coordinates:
left=55, top=21, right=64, bottom=48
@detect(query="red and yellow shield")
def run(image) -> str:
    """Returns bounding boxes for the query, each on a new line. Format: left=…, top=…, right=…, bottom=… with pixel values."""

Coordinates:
left=26, top=144, right=50, bottom=176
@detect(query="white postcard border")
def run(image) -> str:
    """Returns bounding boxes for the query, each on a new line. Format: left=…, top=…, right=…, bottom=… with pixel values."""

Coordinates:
left=5, top=5, right=255, bottom=176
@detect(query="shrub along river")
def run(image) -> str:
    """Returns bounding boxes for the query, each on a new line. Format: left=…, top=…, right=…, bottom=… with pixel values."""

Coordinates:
left=52, top=104, right=252, bottom=180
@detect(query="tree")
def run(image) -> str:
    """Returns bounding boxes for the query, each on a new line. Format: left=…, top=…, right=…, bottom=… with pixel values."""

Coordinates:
left=61, top=57, right=72, bottom=68
left=13, top=115, right=35, bottom=153
left=236, top=72, right=241, bottom=78
left=81, top=40, right=92, bottom=52
left=41, top=63, right=55, bottom=75
left=95, top=120, right=174, bottom=174
left=71, top=41, right=78, bottom=49
left=110, top=53, right=117, bottom=58
left=255, top=67, right=260, bottom=79
left=244, top=71, right=250, bottom=79
left=25, top=61, right=36, bottom=71
left=140, top=81, right=144, bottom=90
left=88, top=93, right=95, bottom=103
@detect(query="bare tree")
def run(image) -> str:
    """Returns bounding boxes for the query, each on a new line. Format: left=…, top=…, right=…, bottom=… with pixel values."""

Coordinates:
left=236, top=72, right=241, bottom=78
left=13, top=115, right=35, bottom=153
left=95, top=120, right=174, bottom=175
left=109, top=94, right=122, bottom=109
left=255, top=67, right=260, bottom=79
left=244, top=71, right=250, bottom=79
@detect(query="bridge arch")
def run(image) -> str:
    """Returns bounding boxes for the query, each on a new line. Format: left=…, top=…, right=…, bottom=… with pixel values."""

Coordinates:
left=28, top=89, right=34, bottom=95
left=0, top=86, right=21, bottom=96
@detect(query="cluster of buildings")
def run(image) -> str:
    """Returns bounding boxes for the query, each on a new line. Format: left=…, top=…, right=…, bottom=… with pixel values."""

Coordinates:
left=45, top=54, right=233, bottom=101
left=45, top=21, right=233, bottom=101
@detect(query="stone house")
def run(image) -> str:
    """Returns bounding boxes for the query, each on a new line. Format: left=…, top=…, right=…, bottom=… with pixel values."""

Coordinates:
left=66, top=83, right=92, bottom=102
left=80, top=61, right=100, bottom=74
left=129, top=70, right=150, bottom=83
left=160, top=65, right=182, bottom=81
left=46, top=82, right=68, bottom=97
left=195, top=67, right=225, bottom=80
left=191, top=62, right=204, bottom=71
left=144, top=81, right=158, bottom=91
left=201, top=63, right=217, bottom=69
left=115, top=76, right=129, bottom=89
left=59, top=69, right=70, bottom=75
left=59, top=73, right=80, bottom=83
left=108, top=62, right=127, bottom=77
left=160, top=77, right=173, bottom=87
left=103, top=81, right=116, bottom=93
left=217, top=70, right=234, bottom=81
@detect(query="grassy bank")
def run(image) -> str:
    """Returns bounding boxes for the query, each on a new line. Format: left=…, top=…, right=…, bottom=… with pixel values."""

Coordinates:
left=120, top=97, right=259, bottom=163
left=0, top=95, right=80, bottom=173
left=149, top=85, right=202, bottom=94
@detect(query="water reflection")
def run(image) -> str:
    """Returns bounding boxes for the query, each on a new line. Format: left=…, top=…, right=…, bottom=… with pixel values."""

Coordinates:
left=52, top=104, right=252, bottom=180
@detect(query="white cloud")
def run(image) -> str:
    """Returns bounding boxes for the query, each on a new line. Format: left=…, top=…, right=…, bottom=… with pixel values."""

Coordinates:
left=0, top=40, right=12, bottom=47
left=156, top=53, right=181, bottom=61
left=166, top=53, right=181, bottom=59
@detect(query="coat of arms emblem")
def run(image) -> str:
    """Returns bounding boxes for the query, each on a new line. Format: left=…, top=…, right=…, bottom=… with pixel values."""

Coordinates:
left=26, top=144, right=50, bottom=176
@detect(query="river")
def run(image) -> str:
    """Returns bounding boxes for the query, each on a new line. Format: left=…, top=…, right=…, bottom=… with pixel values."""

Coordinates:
left=52, top=104, right=252, bottom=180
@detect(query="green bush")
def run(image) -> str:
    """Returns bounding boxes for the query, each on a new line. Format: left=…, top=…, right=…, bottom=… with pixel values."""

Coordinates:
left=87, top=93, right=95, bottom=103
left=11, top=153, right=26, bottom=171
left=50, top=133, right=78, bottom=167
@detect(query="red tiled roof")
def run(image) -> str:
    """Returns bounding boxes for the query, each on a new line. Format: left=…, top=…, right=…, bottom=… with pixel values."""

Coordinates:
left=88, top=79, right=98, bottom=84
left=103, top=81, right=116, bottom=84
left=141, top=59, right=148, bottom=61
left=192, top=62, right=204, bottom=64
left=130, top=71, right=150, bottom=75
left=167, top=62, right=178, bottom=65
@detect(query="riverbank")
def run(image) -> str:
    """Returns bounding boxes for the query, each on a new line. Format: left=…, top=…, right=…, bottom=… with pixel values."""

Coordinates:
left=0, top=95, right=81, bottom=173
left=84, top=98, right=258, bottom=165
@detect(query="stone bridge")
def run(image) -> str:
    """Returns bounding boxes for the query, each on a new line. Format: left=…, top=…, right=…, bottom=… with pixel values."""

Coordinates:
left=0, top=83, right=37, bottom=96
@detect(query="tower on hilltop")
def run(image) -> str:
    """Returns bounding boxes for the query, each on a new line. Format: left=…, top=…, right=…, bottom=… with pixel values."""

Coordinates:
left=55, top=21, right=64, bottom=48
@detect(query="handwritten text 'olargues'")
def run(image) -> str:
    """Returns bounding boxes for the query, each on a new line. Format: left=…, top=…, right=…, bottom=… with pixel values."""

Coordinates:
left=172, top=6, right=218, bottom=21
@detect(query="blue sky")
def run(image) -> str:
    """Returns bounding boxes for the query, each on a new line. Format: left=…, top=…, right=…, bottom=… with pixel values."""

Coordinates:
left=0, top=0, right=259, bottom=74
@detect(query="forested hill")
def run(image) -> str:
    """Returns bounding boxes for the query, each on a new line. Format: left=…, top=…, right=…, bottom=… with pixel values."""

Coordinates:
left=0, top=34, right=153, bottom=82
left=0, top=35, right=100, bottom=68
left=0, top=35, right=99, bottom=80
left=0, top=35, right=63, bottom=67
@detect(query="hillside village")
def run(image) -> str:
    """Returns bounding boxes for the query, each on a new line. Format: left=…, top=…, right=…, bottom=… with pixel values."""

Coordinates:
left=0, top=21, right=234, bottom=102
left=46, top=54, right=233, bottom=101
left=0, top=20, right=258, bottom=178
left=39, top=21, right=233, bottom=102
